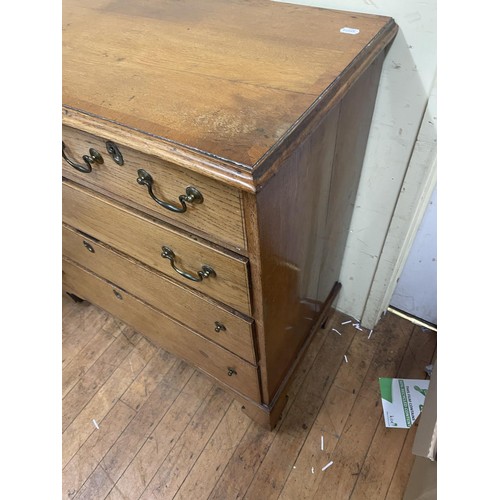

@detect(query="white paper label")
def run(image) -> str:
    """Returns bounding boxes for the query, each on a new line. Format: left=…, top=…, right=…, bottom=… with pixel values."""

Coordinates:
left=379, top=378, right=430, bottom=428
left=340, top=27, right=360, bottom=35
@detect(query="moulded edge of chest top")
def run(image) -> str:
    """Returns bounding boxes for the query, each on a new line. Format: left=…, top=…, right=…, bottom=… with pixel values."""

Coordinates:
left=62, top=13, right=397, bottom=196
left=62, top=106, right=258, bottom=193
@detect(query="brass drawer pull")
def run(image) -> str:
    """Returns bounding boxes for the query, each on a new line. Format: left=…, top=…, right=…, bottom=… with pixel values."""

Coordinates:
left=227, top=368, right=237, bottom=377
left=62, top=141, right=103, bottom=173
left=161, top=246, right=215, bottom=282
left=214, top=321, right=226, bottom=333
left=83, top=240, right=95, bottom=253
left=137, top=169, right=203, bottom=213
left=105, top=141, right=124, bottom=165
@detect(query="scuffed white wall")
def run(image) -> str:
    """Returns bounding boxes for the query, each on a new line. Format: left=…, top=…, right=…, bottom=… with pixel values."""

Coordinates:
left=274, top=0, right=437, bottom=322
left=391, top=185, right=437, bottom=324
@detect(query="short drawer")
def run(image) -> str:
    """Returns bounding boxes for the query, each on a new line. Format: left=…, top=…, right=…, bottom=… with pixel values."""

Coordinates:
left=62, top=180, right=252, bottom=315
left=62, top=224, right=257, bottom=364
left=62, top=126, right=246, bottom=252
left=62, top=257, right=261, bottom=402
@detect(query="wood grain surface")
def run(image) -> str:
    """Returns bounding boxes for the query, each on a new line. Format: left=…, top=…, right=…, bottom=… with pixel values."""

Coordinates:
left=62, top=125, right=247, bottom=250
left=62, top=0, right=400, bottom=433
left=244, top=55, right=384, bottom=403
left=63, top=0, right=395, bottom=167
left=62, top=301, right=434, bottom=499
left=63, top=224, right=256, bottom=363
left=62, top=180, right=252, bottom=315
left=62, top=258, right=261, bottom=402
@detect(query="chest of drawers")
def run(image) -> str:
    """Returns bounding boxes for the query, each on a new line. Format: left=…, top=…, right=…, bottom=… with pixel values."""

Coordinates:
left=62, top=0, right=397, bottom=428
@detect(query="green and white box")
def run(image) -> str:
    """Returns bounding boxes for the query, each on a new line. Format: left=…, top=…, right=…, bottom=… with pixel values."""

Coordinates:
left=379, top=378, right=430, bottom=428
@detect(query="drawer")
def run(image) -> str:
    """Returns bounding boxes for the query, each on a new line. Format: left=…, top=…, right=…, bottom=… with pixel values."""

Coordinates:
left=62, top=224, right=257, bottom=364
left=62, top=180, right=252, bottom=315
left=62, top=126, right=246, bottom=252
left=62, top=257, right=261, bottom=402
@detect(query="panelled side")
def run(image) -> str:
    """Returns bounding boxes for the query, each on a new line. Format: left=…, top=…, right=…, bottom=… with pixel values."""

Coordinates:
left=246, top=53, right=386, bottom=403
left=244, top=104, right=341, bottom=403
left=316, top=52, right=386, bottom=301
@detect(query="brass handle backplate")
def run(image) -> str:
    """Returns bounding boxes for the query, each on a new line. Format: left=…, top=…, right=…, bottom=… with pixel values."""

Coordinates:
left=161, top=246, right=215, bottom=282
left=214, top=321, right=226, bottom=333
left=62, top=141, right=103, bottom=173
left=83, top=241, right=95, bottom=253
left=137, top=169, right=203, bottom=213
left=105, top=141, right=124, bottom=165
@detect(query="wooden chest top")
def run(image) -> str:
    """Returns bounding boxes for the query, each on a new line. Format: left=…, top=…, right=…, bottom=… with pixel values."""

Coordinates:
left=63, top=0, right=395, bottom=170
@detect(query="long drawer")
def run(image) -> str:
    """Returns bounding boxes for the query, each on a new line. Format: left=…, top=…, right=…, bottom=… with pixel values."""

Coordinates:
left=62, top=180, right=252, bottom=315
left=62, top=125, right=246, bottom=251
left=62, top=257, right=261, bottom=401
left=62, top=223, right=256, bottom=364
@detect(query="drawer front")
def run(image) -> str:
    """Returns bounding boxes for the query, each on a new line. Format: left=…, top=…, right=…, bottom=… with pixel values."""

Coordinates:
left=62, top=258, right=261, bottom=402
left=62, top=181, right=252, bottom=315
left=62, top=224, right=256, bottom=364
left=62, top=126, right=246, bottom=251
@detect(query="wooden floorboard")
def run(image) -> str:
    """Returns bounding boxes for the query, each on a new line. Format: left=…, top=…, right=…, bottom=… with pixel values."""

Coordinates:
left=349, top=324, right=436, bottom=499
left=62, top=299, right=436, bottom=500
left=278, top=314, right=380, bottom=500
left=110, top=370, right=215, bottom=499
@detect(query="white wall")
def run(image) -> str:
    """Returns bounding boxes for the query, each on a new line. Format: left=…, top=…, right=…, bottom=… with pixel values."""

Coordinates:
left=274, top=0, right=437, bottom=323
left=390, top=185, right=437, bottom=324
left=362, top=80, right=436, bottom=328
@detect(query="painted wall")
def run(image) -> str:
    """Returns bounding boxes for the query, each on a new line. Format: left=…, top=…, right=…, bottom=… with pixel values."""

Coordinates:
left=390, top=185, right=437, bottom=324
left=274, top=0, right=437, bottom=322
left=362, top=81, right=436, bottom=329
